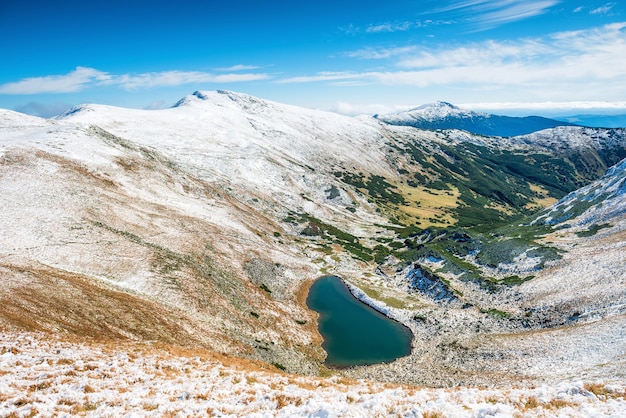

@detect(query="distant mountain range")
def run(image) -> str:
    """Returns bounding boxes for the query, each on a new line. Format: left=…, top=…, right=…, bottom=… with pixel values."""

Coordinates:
left=375, top=101, right=580, bottom=136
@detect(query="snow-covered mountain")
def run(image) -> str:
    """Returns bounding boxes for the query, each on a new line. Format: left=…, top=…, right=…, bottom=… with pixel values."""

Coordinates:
left=375, top=101, right=579, bottom=136
left=1, top=90, right=625, bottom=395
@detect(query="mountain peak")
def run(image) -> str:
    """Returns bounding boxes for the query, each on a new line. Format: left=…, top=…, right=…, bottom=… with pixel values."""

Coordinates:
left=388, top=101, right=473, bottom=121
left=375, top=101, right=579, bottom=137
left=172, top=90, right=256, bottom=108
left=417, top=101, right=459, bottom=110
left=56, top=104, right=96, bottom=118
left=172, top=90, right=216, bottom=107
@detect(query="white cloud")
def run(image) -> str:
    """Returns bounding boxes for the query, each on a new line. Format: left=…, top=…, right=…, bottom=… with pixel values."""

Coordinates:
left=329, top=101, right=410, bottom=116
left=294, top=22, right=626, bottom=102
left=460, top=100, right=626, bottom=112
left=366, top=21, right=414, bottom=33
left=212, top=73, right=269, bottom=83
left=0, top=68, right=270, bottom=94
left=111, top=71, right=269, bottom=90
left=216, top=64, right=262, bottom=72
left=347, top=46, right=417, bottom=60
left=591, top=3, right=615, bottom=15
left=0, top=67, right=111, bottom=94
left=396, top=40, right=551, bottom=69
left=425, top=0, right=560, bottom=31
left=111, top=71, right=215, bottom=90
left=471, top=0, right=560, bottom=28
left=278, top=72, right=365, bottom=84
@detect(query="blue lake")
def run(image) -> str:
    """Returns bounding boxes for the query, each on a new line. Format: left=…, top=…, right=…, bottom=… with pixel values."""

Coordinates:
left=306, top=276, right=412, bottom=368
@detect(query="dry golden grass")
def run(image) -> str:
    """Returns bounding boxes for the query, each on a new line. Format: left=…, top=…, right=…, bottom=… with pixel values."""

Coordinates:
left=585, top=382, right=608, bottom=397
left=0, top=346, right=20, bottom=355
left=275, top=393, right=303, bottom=409
left=70, top=401, right=98, bottom=414
left=58, top=397, right=77, bottom=406
left=524, top=396, right=541, bottom=409
left=396, top=184, right=459, bottom=227
left=142, top=403, right=159, bottom=411
left=526, top=184, right=558, bottom=210
left=584, top=382, right=626, bottom=400
left=422, top=411, right=444, bottom=418
left=546, top=398, right=575, bottom=409
left=0, top=262, right=204, bottom=346
left=28, top=381, right=52, bottom=392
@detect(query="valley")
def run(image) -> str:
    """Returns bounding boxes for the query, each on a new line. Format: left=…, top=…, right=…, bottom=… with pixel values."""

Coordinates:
left=1, top=90, right=625, bottom=414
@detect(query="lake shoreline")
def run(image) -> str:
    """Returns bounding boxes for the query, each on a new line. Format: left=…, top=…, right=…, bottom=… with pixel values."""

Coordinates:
left=306, top=275, right=413, bottom=368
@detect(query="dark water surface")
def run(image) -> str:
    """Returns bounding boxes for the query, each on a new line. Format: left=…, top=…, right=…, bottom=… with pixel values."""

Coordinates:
left=306, top=276, right=412, bottom=367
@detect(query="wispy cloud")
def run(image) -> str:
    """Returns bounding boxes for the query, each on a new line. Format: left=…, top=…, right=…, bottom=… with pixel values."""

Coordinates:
left=426, top=0, right=560, bottom=31
left=460, top=100, right=626, bottom=111
left=211, top=73, right=269, bottom=83
left=328, top=101, right=410, bottom=116
left=346, top=46, right=417, bottom=60
left=0, top=67, right=270, bottom=94
left=278, top=72, right=365, bottom=84
left=366, top=21, right=415, bottom=33
left=0, top=67, right=111, bottom=94
left=470, top=0, right=560, bottom=28
left=111, top=71, right=269, bottom=90
left=215, top=64, right=262, bottom=72
left=591, top=3, right=615, bottom=15
left=341, top=19, right=449, bottom=36
left=111, top=71, right=216, bottom=90
left=395, top=39, right=551, bottom=69
left=283, top=22, right=626, bottom=100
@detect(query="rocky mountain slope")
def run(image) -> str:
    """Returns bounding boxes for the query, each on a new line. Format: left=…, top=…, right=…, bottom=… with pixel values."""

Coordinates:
left=1, top=90, right=625, bottom=391
left=375, top=101, right=578, bottom=136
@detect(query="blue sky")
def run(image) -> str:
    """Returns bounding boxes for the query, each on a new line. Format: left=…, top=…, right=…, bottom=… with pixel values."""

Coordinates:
left=1, top=0, right=625, bottom=117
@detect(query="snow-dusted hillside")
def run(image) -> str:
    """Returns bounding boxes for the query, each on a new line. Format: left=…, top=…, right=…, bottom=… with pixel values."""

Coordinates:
left=535, top=157, right=626, bottom=228
left=513, top=157, right=626, bottom=324
left=2, top=331, right=625, bottom=417
left=1, top=90, right=625, bottom=395
left=57, top=90, right=395, bottom=189
left=376, top=101, right=578, bottom=136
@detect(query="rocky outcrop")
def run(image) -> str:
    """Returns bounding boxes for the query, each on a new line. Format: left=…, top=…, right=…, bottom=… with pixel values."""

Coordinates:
left=406, top=264, right=460, bottom=304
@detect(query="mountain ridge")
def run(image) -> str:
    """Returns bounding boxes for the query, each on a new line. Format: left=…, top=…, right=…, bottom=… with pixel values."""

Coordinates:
left=375, top=101, right=580, bottom=136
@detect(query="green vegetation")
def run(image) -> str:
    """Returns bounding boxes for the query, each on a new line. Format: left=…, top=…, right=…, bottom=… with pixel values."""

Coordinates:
left=358, top=284, right=408, bottom=309
left=482, top=308, right=511, bottom=319
left=500, top=275, right=534, bottom=285
left=334, top=172, right=406, bottom=205
left=284, top=211, right=374, bottom=262
left=272, top=362, right=286, bottom=371
left=284, top=133, right=617, bottom=293
left=576, top=223, right=612, bottom=237
left=396, top=140, right=597, bottom=229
